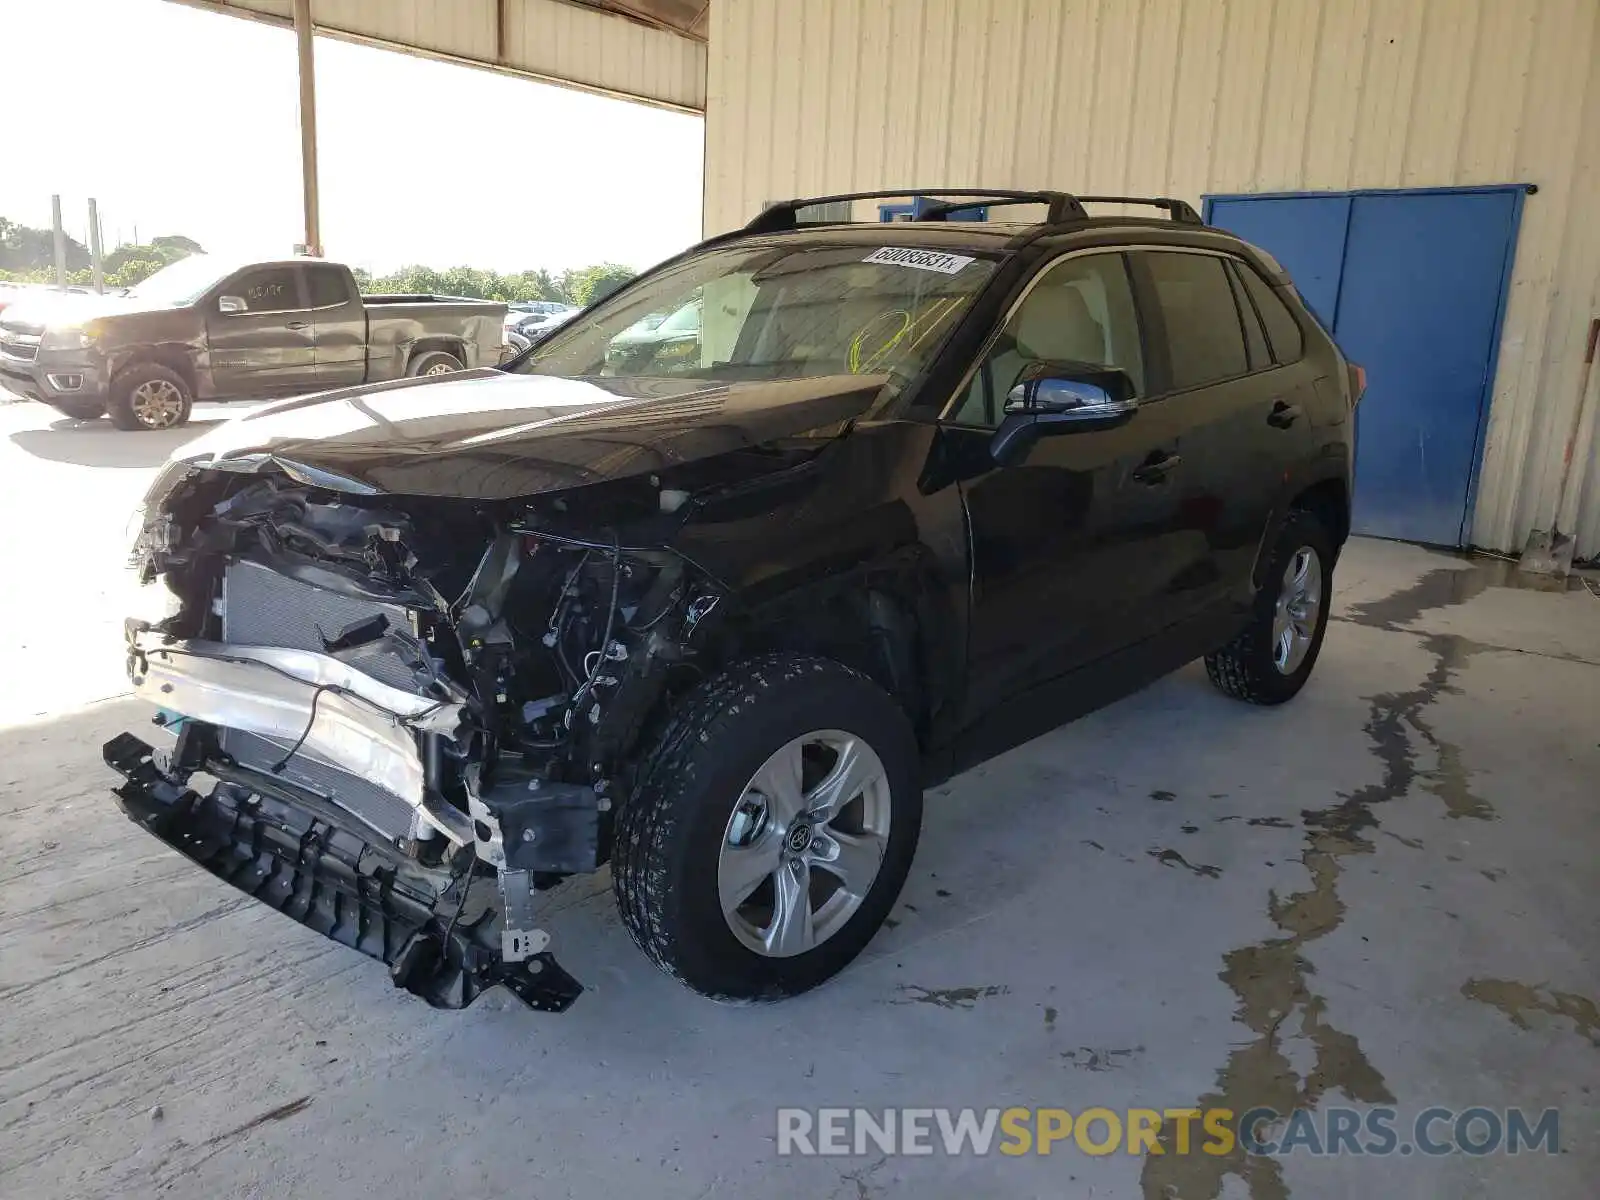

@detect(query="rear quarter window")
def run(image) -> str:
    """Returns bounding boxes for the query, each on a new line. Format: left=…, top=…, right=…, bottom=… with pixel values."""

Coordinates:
left=1237, top=262, right=1306, bottom=363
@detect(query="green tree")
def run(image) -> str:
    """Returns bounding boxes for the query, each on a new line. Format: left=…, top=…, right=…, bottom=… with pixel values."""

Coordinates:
left=107, top=258, right=165, bottom=289
left=569, top=263, right=636, bottom=306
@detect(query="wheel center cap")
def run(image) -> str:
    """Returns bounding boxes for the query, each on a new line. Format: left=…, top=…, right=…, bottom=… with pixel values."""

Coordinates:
left=786, top=822, right=814, bottom=854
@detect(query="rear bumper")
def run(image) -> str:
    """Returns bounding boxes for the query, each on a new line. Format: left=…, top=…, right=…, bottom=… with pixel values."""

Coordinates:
left=102, top=731, right=584, bottom=1012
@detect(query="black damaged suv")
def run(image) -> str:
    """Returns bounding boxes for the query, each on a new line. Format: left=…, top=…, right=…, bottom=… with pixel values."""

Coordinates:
left=107, top=190, right=1360, bottom=1012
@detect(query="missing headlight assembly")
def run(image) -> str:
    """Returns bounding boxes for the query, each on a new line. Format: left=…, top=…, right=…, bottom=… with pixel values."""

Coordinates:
left=107, top=470, right=726, bottom=1011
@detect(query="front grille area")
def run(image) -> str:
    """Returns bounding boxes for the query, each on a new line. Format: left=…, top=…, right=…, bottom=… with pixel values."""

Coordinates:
left=0, top=338, right=38, bottom=362
left=220, top=558, right=423, bottom=838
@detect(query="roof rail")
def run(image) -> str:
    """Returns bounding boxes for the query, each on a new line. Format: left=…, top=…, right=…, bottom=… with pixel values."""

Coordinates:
left=744, top=189, right=1090, bottom=234
left=1075, top=195, right=1205, bottom=224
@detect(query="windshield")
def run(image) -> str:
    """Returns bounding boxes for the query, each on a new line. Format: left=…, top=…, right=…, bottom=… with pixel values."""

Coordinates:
left=517, top=242, right=997, bottom=386
left=125, top=255, right=236, bottom=305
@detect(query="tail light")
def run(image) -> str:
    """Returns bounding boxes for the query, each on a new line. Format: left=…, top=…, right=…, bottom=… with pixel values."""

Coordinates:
left=1348, top=363, right=1367, bottom=406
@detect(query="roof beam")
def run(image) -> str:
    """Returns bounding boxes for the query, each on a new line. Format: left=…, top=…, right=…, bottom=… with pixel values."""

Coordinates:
left=167, top=0, right=706, bottom=113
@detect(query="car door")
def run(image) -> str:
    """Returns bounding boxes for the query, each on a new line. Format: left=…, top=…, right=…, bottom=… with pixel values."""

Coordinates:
left=304, top=263, right=367, bottom=388
left=948, top=249, right=1191, bottom=717
left=204, top=264, right=318, bottom=397
left=1130, top=249, right=1312, bottom=621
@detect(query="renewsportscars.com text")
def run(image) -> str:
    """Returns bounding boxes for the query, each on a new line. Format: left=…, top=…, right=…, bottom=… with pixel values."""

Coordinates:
left=776, top=1106, right=1560, bottom=1158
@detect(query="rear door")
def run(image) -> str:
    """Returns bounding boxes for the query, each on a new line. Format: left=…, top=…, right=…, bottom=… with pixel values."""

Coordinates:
left=204, top=265, right=318, bottom=397
left=1128, top=249, right=1308, bottom=622
left=305, top=263, right=367, bottom=388
left=951, top=249, right=1187, bottom=715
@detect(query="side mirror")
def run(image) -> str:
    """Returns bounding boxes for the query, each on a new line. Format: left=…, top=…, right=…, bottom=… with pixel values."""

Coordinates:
left=990, top=364, right=1139, bottom=465
left=218, top=295, right=247, bottom=314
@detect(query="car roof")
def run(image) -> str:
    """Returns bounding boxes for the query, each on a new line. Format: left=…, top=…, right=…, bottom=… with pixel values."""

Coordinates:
left=711, top=217, right=1284, bottom=282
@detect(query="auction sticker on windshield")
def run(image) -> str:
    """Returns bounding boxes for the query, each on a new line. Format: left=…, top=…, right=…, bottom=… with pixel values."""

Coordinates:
left=863, top=247, right=977, bottom=274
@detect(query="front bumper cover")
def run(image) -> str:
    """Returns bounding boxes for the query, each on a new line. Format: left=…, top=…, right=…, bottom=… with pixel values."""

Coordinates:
left=103, top=732, right=584, bottom=1012
left=0, top=348, right=104, bottom=405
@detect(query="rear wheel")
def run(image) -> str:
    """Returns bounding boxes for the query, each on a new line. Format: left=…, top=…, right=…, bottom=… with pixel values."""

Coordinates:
left=1205, top=509, right=1334, bottom=705
left=408, top=350, right=463, bottom=377
left=613, top=654, right=922, bottom=1001
left=108, top=363, right=192, bottom=431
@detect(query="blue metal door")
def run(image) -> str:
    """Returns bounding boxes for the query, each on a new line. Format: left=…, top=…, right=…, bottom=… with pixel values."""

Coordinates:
left=1206, top=195, right=1350, bottom=328
left=1335, top=191, right=1521, bottom=544
left=1204, top=187, right=1523, bottom=546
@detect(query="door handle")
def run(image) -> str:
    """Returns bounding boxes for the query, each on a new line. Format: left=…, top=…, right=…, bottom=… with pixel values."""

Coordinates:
left=1132, top=451, right=1182, bottom=484
left=1267, top=399, right=1302, bottom=428
left=286, top=320, right=310, bottom=331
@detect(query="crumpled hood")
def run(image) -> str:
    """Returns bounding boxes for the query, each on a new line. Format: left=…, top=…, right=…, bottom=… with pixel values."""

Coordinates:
left=173, top=369, right=890, bottom=499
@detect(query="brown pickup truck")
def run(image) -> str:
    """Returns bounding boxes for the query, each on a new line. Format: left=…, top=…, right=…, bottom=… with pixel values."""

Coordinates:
left=0, top=255, right=505, bottom=429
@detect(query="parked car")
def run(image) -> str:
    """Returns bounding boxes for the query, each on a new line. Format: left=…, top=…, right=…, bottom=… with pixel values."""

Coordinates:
left=105, top=189, right=1359, bottom=1014
left=0, top=255, right=505, bottom=429
left=513, top=305, right=579, bottom=339
left=501, top=327, right=533, bottom=363
left=603, top=296, right=701, bottom=370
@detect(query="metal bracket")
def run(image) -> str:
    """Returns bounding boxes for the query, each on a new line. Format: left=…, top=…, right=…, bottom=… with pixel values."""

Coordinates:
left=497, top=867, right=550, bottom=963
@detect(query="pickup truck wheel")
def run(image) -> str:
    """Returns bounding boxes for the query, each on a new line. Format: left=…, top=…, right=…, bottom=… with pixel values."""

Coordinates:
left=1205, top=509, right=1334, bottom=705
left=408, top=350, right=463, bottom=377
left=613, top=654, right=922, bottom=1001
left=108, top=364, right=192, bottom=431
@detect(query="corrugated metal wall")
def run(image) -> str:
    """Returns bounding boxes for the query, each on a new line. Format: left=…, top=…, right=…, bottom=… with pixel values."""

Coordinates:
left=181, top=0, right=706, bottom=111
left=705, top=0, right=1600, bottom=556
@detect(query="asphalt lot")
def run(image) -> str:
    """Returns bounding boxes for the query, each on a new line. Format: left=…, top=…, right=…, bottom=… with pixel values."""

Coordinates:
left=1, top=391, right=1597, bottom=1199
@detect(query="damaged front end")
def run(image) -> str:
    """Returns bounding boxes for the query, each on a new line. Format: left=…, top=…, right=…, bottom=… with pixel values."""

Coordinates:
left=107, top=461, right=728, bottom=1011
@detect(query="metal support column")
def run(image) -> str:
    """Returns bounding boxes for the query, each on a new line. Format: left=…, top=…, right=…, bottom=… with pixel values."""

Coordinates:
left=294, top=0, right=323, bottom=257
left=88, top=198, right=105, bottom=294
left=50, top=195, right=68, bottom=290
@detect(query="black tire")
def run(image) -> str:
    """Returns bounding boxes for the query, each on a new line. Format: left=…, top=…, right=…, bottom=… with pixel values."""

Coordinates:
left=613, top=654, right=922, bottom=1002
left=51, top=397, right=105, bottom=421
left=108, top=362, right=192, bottom=431
left=1205, top=509, right=1335, bottom=705
left=408, top=350, right=463, bottom=377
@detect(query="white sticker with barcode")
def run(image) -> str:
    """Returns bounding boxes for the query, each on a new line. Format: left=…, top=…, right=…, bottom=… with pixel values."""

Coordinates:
left=863, top=247, right=976, bottom=274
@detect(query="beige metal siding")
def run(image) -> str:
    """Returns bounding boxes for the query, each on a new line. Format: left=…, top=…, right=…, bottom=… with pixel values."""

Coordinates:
left=175, top=0, right=707, bottom=111
left=706, top=0, right=1600, bottom=557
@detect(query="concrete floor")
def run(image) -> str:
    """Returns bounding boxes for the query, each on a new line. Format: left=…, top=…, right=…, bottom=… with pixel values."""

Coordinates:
left=1, top=395, right=1598, bottom=1199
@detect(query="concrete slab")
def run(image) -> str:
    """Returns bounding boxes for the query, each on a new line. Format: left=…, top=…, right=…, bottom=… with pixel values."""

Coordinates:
left=1, top=397, right=1597, bottom=1198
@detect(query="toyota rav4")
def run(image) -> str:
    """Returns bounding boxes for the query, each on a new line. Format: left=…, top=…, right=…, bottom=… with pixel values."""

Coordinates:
left=105, top=189, right=1360, bottom=1012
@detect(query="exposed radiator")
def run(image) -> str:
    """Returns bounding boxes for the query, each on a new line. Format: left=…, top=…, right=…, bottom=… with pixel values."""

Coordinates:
left=219, top=557, right=423, bottom=839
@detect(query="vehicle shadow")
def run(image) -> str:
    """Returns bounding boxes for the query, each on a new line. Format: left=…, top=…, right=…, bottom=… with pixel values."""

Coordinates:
left=8, top=415, right=228, bottom=469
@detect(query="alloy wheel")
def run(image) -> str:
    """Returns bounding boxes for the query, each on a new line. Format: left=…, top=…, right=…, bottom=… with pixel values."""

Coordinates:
left=129, top=379, right=186, bottom=429
left=717, top=730, right=891, bottom=957
left=1271, top=545, right=1323, bottom=674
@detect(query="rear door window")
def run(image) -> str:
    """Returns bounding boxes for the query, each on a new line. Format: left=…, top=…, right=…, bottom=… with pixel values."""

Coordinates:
left=1142, top=252, right=1249, bottom=391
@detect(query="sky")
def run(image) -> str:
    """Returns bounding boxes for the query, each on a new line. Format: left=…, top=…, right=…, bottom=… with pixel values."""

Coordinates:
left=0, top=0, right=705, bottom=275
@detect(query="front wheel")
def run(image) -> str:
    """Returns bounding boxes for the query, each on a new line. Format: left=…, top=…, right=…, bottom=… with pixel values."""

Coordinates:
left=108, top=363, right=192, bottom=431
left=1205, top=509, right=1334, bottom=705
left=613, top=654, right=922, bottom=1001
